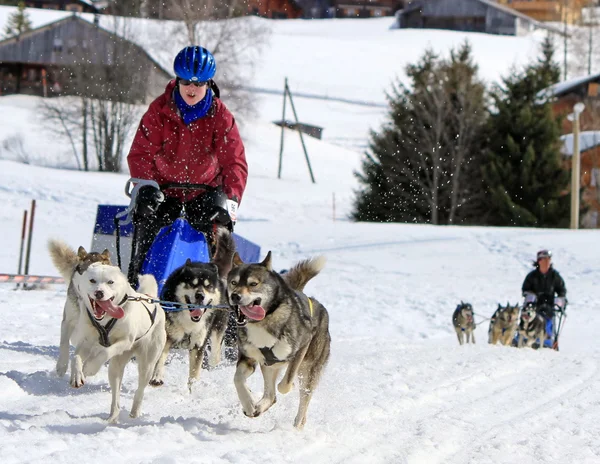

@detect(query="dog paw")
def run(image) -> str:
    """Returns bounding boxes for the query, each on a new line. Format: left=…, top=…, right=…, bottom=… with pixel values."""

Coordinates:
left=107, top=413, right=119, bottom=424
left=277, top=380, right=294, bottom=395
left=242, top=404, right=258, bottom=418
left=208, top=351, right=221, bottom=368
left=149, top=378, right=164, bottom=387
left=293, top=415, right=306, bottom=430
left=70, top=373, right=85, bottom=388
left=56, top=362, right=68, bottom=378
left=187, top=378, right=196, bottom=394
left=255, top=397, right=277, bottom=415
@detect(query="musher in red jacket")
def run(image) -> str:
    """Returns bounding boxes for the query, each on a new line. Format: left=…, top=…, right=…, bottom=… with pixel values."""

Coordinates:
left=126, top=46, right=248, bottom=284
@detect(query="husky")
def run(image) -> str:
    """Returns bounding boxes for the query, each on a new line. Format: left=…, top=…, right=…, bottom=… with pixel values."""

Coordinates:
left=228, top=251, right=331, bottom=430
left=517, top=303, right=546, bottom=348
left=488, top=303, right=520, bottom=346
left=49, top=242, right=166, bottom=422
left=48, top=239, right=112, bottom=378
left=452, top=302, right=475, bottom=345
left=150, top=227, right=236, bottom=391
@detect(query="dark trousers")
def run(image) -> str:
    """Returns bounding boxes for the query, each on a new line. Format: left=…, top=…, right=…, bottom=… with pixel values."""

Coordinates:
left=127, top=194, right=216, bottom=285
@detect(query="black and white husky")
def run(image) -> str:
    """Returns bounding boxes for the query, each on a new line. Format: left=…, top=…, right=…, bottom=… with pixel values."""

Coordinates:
left=517, top=304, right=546, bottom=348
left=150, top=227, right=236, bottom=392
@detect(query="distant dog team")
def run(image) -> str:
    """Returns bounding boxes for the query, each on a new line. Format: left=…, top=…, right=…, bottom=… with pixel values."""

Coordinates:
left=452, top=300, right=547, bottom=348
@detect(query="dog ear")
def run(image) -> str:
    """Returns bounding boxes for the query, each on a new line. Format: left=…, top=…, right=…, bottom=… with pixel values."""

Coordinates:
left=497, top=303, right=501, bottom=310
left=184, top=258, right=192, bottom=267
left=77, top=246, right=88, bottom=259
left=232, top=252, right=244, bottom=267
left=101, top=249, right=111, bottom=262
left=260, top=251, right=272, bottom=271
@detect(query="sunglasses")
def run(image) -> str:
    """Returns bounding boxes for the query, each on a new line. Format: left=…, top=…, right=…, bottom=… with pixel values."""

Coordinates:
left=179, top=79, right=208, bottom=87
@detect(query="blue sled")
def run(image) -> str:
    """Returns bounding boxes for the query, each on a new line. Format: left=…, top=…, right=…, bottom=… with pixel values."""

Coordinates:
left=91, top=205, right=261, bottom=297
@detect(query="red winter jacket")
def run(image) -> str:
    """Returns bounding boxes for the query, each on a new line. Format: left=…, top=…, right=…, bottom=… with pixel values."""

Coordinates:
left=128, top=80, right=248, bottom=202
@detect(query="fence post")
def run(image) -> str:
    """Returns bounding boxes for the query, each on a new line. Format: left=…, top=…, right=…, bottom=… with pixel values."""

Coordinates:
left=24, top=199, right=36, bottom=277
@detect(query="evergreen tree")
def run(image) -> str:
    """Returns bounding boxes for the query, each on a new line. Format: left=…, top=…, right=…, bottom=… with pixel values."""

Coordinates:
left=482, top=35, right=569, bottom=228
left=3, top=2, right=31, bottom=39
left=353, top=42, right=488, bottom=224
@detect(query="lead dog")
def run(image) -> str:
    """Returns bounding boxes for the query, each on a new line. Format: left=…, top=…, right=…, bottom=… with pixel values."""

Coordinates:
left=49, top=241, right=166, bottom=422
left=228, top=252, right=331, bottom=429
left=452, top=302, right=476, bottom=345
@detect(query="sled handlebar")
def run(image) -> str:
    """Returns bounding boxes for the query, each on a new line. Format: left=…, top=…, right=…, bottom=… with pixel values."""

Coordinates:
left=124, top=179, right=218, bottom=199
left=159, top=183, right=218, bottom=192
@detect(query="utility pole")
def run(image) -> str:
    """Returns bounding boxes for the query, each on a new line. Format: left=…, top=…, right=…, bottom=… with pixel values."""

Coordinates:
left=568, top=102, right=585, bottom=229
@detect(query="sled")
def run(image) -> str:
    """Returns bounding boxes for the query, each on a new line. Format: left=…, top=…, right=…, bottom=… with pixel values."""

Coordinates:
left=90, top=179, right=260, bottom=296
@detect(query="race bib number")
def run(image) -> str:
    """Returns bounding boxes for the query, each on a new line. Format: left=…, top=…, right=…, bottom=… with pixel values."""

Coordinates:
left=226, top=199, right=238, bottom=222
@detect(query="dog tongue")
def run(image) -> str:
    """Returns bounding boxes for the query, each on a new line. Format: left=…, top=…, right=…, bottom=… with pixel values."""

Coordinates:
left=240, top=305, right=266, bottom=321
left=190, top=308, right=203, bottom=318
left=96, top=299, right=125, bottom=319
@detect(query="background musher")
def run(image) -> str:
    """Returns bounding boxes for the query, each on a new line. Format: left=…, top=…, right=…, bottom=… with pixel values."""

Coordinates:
left=522, top=249, right=567, bottom=348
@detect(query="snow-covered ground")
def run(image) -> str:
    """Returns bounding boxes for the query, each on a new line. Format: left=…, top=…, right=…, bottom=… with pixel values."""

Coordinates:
left=1, top=107, right=600, bottom=463
left=1, top=8, right=599, bottom=464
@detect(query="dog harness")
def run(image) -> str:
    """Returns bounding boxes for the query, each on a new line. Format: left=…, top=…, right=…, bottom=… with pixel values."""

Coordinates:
left=252, top=298, right=315, bottom=367
left=87, top=296, right=158, bottom=348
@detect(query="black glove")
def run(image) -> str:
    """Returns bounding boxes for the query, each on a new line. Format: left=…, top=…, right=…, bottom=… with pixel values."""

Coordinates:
left=135, top=185, right=165, bottom=218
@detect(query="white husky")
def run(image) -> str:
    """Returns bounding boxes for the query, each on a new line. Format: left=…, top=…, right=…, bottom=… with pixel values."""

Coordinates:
left=49, top=240, right=166, bottom=422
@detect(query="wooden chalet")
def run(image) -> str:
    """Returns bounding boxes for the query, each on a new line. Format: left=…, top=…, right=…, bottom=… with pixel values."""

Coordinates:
left=247, top=0, right=405, bottom=19
left=541, top=72, right=600, bottom=135
left=246, top=0, right=303, bottom=19
left=0, top=15, right=171, bottom=103
left=542, top=74, right=600, bottom=228
left=8, top=0, right=98, bottom=13
left=398, top=0, right=560, bottom=36
left=496, top=0, right=586, bottom=24
left=561, top=132, right=600, bottom=228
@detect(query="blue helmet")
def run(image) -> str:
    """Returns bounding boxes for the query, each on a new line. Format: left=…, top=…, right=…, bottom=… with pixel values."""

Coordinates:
left=173, top=46, right=216, bottom=82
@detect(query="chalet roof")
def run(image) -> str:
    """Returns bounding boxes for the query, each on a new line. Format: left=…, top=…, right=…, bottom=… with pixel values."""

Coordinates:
left=0, top=14, right=170, bottom=78
left=540, top=71, right=600, bottom=100
left=560, top=131, right=600, bottom=156
left=402, top=0, right=563, bottom=34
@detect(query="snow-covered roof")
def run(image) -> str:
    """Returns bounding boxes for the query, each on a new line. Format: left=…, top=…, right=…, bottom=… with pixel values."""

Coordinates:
left=539, top=72, right=600, bottom=101
left=560, top=131, right=600, bottom=156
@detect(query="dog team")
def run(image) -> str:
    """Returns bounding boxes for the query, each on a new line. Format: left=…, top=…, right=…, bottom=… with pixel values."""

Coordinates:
left=452, top=300, right=551, bottom=348
left=48, top=227, right=331, bottom=429
left=452, top=249, right=567, bottom=349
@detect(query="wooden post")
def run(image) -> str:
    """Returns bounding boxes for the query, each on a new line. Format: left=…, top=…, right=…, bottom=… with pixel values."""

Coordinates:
left=278, top=78, right=288, bottom=179
left=571, top=112, right=581, bottom=229
left=332, top=192, right=336, bottom=221
left=41, top=68, right=48, bottom=98
left=16, top=210, right=28, bottom=289
left=24, top=200, right=36, bottom=276
left=285, top=80, right=316, bottom=184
